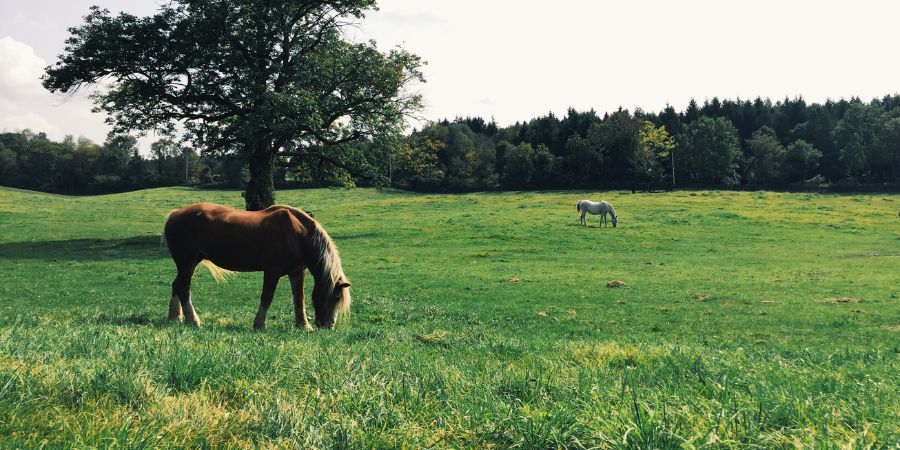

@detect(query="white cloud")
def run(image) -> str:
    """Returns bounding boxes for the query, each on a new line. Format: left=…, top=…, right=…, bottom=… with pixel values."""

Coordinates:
left=0, top=36, right=47, bottom=99
left=0, top=36, right=115, bottom=145
left=0, top=98, right=60, bottom=136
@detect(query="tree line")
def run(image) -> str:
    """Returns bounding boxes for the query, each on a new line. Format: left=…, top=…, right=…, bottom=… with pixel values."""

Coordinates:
left=386, top=94, right=900, bottom=191
left=0, top=130, right=251, bottom=194
left=2, top=94, right=899, bottom=195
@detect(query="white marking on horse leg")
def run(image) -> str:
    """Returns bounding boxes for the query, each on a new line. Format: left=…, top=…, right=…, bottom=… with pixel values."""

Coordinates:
left=181, top=295, right=201, bottom=326
left=253, top=305, right=270, bottom=330
left=289, top=272, right=313, bottom=331
left=290, top=290, right=312, bottom=331
left=294, top=299, right=313, bottom=331
left=168, top=294, right=183, bottom=321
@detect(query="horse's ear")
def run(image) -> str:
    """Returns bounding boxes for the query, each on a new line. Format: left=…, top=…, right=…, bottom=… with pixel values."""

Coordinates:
left=336, top=278, right=351, bottom=290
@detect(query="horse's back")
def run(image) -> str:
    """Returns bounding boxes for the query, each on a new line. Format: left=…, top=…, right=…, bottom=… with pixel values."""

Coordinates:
left=578, top=200, right=605, bottom=214
left=164, top=203, right=310, bottom=272
left=167, top=203, right=307, bottom=228
left=164, top=203, right=245, bottom=254
left=167, top=202, right=235, bottom=224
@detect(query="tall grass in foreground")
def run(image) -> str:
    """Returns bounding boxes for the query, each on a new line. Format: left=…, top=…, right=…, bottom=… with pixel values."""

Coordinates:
left=1, top=187, right=900, bottom=448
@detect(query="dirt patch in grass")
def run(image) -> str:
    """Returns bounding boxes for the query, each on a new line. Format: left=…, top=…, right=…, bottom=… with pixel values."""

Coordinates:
left=607, top=280, right=627, bottom=288
left=839, top=253, right=897, bottom=258
left=825, top=297, right=863, bottom=303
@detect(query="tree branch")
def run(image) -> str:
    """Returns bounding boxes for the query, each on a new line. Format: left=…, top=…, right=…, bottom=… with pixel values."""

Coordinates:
left=275, top=150, right=353, bottom=172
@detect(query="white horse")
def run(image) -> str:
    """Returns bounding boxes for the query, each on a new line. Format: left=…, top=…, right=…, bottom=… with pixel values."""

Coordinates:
left=577, top=200, right=617, bottom=227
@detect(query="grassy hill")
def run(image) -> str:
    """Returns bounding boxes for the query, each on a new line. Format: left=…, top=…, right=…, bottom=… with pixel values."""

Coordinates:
left=1, top=187, right=899, bottom=448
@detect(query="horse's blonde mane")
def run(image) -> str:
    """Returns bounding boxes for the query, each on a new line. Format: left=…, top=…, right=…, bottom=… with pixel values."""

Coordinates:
left=310, top=220, right=352, bottom=315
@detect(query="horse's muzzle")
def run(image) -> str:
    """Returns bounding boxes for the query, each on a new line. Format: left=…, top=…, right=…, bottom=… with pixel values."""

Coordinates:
left=314, top=318, right=335, bottom=329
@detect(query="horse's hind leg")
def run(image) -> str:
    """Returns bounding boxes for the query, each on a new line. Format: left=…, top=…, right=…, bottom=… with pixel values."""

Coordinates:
left=170, top=262, right=201, bottom=326
left=168, top=290, right=182, bottom=321
left=289, top=269, right=313, bottom=331
left=253, top=272, right=281, bottom=330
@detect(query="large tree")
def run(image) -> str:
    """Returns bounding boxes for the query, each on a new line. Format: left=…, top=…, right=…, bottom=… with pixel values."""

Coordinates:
left=638, top=120, right=675, bottom=185
left=832, top=102, right=886, bottom=181
left=43, top=0, right=424, bottom=210
left=679, top=116, right=742, bottom=186
left=743, top=126, right=786, bottom=186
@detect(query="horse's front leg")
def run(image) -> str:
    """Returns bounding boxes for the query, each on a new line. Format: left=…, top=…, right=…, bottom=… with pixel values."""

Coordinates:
left=289, top=269, right=313, bottom=331
left=580, top=211, right=586, bottom=225
left=253, top=272, right=281, bottom=330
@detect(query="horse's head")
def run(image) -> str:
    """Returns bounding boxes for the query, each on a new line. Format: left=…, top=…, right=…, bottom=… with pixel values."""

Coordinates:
left=312, top=277, right=352, bottom=329
left=612, top=214, right=618, bottom=227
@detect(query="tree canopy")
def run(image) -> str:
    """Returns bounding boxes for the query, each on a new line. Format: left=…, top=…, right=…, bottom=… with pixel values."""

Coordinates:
left=43, top=0, right=424, bottom=209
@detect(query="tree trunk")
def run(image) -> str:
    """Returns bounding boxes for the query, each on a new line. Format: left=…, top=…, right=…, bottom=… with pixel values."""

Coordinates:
left=244, top=140, right=276, bottom=211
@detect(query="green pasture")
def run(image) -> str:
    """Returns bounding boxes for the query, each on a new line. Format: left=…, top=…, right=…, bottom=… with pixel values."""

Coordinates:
left=1, top=186, right=899, bottom=449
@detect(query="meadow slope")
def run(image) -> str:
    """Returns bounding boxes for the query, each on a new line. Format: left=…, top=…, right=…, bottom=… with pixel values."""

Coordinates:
left=1, top=187, right=899, bottom=448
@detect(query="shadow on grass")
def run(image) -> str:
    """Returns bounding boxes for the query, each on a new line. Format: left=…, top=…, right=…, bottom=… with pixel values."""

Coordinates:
left=0, top=235, right=168, bottom=261
left=91, top=311, right=168, bottom=328
left=85, top=310, right=283, bottom=334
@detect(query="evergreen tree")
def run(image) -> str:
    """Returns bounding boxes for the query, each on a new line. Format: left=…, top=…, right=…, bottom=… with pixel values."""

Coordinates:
left=684, top=98, right=701, bottom=124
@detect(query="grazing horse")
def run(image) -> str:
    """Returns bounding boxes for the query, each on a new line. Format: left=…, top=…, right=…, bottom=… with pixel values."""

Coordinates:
left=161, top=203, right=351, bottom=330
left=577, top=199, right=617, bottom=227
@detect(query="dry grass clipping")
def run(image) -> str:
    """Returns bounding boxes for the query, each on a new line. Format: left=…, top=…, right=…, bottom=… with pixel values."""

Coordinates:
left=607, top=280, right=627, bottom=288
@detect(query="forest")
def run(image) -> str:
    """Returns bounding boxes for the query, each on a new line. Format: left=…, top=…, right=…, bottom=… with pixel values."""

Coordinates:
left=2, top=94, right=899, bottom=194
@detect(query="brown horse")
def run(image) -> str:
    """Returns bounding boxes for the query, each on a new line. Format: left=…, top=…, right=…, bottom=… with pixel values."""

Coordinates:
left=161, top=203, right=351, bottom=330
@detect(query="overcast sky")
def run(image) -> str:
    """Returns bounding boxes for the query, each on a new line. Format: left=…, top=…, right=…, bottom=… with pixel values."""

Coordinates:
left=1, top=0, right=898, bottom=152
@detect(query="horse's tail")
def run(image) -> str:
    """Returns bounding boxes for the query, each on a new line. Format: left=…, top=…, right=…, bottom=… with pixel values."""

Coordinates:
left=162, top=209, right=234, bottom=283
left=200, top=259, right=236, bottom=283
left=576, top=201, right=581, bottom=214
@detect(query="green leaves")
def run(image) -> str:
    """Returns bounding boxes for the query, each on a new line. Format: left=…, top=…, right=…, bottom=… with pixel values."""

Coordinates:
left=679, top=117, right=742, bottom=186
left=43, top=0, right=425, bottom=208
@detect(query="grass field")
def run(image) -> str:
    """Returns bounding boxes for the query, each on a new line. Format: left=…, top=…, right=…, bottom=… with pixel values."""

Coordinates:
left=1, top=186, right=900, bottom=449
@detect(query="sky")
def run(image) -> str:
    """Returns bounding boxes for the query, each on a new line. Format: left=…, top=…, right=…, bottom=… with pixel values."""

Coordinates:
left=1, top=0, right=898, bottom=153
